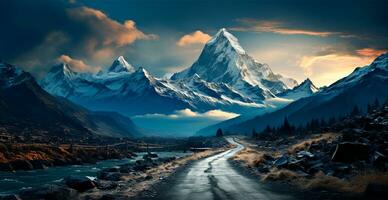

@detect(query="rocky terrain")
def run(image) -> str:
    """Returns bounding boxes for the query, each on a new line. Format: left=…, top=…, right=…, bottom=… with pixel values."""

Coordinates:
left=0, top=137, right=230, bottom=200
left=233, top=100, right=388, bottom=199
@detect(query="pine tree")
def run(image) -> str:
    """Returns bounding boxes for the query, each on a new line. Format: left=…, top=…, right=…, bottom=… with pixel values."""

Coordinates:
left=216, top=128, right=223, bottom=137
left=251, top=129, right=258, bottom=138
left=373, top=98, right=380, bottom=110
left=351, top=105, right=361, bottom=116
left=280, top=117, right=292, bottom=135
left=367, top=103, right=373, bottom=113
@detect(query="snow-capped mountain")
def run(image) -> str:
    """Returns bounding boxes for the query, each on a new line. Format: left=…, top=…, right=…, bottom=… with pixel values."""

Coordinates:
left=41, top=29, right=313, bottom=117
left=0, top=62, right=33, bottom=88
left=207, top=52, right=388, bottom=135
left=107, top=56, right=135, bottom=73
left=278, top=78, right=319, bottom=100
left=0, top=61, right=142, bottom=139
left=171, top=28, right=298, bottom=99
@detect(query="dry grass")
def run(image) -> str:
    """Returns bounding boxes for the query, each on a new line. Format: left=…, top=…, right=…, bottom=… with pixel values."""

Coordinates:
left=300, top=171, right=388, bottom=193
left=234, top=147, right=270, bottom=167
left=262, top=169, right=300, bottom=181
left=288, top=133, right=339, bottom=153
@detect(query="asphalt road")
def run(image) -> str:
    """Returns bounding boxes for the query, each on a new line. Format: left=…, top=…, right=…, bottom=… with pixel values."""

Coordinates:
left=150, top=138, right=295, bottom=200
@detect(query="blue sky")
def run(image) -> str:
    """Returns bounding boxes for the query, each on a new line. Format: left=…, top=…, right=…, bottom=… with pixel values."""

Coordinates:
left=1, top=0, right=387, bottom=86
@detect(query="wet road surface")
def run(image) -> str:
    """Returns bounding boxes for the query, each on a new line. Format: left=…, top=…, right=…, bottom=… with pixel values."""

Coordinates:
left=151, top=138, right=295, bottom=200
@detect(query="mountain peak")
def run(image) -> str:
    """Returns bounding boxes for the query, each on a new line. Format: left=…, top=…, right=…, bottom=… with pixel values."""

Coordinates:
left=108, top=56, right=135, bottom=73
left=0, top=62, right=33, bottom=88
left=206, top=28, right=246, bottom=55
left=371, top=52, right=388, bottom=69
left=297, top=78, right=318, bottom=91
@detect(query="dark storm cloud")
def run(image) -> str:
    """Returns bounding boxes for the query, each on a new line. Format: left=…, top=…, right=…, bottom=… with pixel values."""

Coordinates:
left=0, top=0, right=156, bottom=77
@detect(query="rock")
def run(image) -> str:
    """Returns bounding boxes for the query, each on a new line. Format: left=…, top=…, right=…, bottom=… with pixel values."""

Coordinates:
left=30, top=160, right=48, bottom=170
left=296, top=151, right=314, bottom=159
left=143, top=152, right=158, bottom=160
left=9, top=160, right=33, bottom=171
left=18, top=184, right=77, bottom=200
left=372, top=151, right=386, bottom=169
left=95, top=180, right=118, bottom=190
left=0, top=163, right=13, bottom=171
left=273, top=155, right=288, bottom=167
left=97, top=172, right=125, bottom=181
left=133, top=159, right=155, bottom=171
left=331, top=142, right=370, bottom=163
left=64, top=176, right=95, bottom=192
left=364, top=182, right=388, bottom=200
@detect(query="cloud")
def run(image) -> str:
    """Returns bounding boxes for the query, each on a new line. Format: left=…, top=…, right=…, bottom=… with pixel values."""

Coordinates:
left=58, top=55, right=100, bottom=72
left=68, top=7, right=157, bottom=47
left=297, top=50, right=382, bottom=86
left=356, top=48, right=387, bottom=58
left=0, top=1, right=156, bottom=78
left=177, top=31, right=211, bottom=46
left=230, top=19, right=338, bottom=37
left=134, top=108, right=239, bottom=121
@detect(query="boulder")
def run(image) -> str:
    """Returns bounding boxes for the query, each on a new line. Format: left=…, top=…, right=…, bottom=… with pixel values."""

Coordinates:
left=143, top=152, right=158, bottom=160
left=64, top=176, right=95, bottom=192
left=95, top=180, right=118, bottom=190
left=97, top=172, right=125, bottom=181
left=331, top=142, right=370, bottom=163
left=9, top=160, right=33, bottom=171
left=0, top=163, right=13, bottom=171
left=30, top=160, right=49, bottom=170
left=18, top=184, right=77, bottom=200
left=296, top=151, right=314, bottom=159
left=273, top=155, right=288, bottom=167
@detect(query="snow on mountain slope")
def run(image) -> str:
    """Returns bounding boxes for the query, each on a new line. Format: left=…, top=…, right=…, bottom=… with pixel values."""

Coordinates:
left=218, top=52, right=388, bottom=135
left=40, top=29, right=311, bottom=117
left=0, top=62, right=33, bottom=88
left=171, top=28, right=297, bottom=98
left=107, top=56, right=136, bottom=73
left=278, top=78, right=319, bottom=100
left=0, top=61, right=142, bottom=138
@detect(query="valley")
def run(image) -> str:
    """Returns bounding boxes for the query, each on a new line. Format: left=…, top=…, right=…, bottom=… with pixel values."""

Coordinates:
left=0, top=7, right=387, bottom=199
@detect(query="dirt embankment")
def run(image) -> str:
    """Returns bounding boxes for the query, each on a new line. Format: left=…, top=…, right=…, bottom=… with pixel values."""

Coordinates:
left=0, top=143, right=134, bottom=171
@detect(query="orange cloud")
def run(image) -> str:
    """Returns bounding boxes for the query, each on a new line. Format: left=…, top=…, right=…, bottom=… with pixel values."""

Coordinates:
left=58, top=54, right=100, bottom=72
left=68, top=7, right=157, bottom=47
left=231, top=19, right=337, bottom=37
left=177, top=30, right=211, bottom=46
left=356, top=48, right=387, bottom=58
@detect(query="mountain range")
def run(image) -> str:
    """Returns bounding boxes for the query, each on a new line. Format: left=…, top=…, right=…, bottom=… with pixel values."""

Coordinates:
left=198, top=52, right=388, bottom=135
left=0, top=62, right=142, bottom=140
left=40, top=29, right=317, bottom=118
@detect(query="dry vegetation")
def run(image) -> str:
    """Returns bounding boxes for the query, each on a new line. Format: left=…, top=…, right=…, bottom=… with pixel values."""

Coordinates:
left=233, top=134, right=388, bottom=196
left=287, top=133, right=339, bottom=153
left=300, top=171, right=388, bottom=194
left=234, top=147, right=270, bottom=167
left=0, top=143, right=70, bottom=163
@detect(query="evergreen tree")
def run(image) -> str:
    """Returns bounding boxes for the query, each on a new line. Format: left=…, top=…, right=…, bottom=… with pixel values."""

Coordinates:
left=251, top=129, right=259, bottom=138
left=280, top=117, right=292, bottom=135
left=367, top=103, right=373, bottom=113
left=373, top=98, right=380, bottom=110
left=216, top=128, right=223, bottom=137
left=351, top=105, right=361, bottom=116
